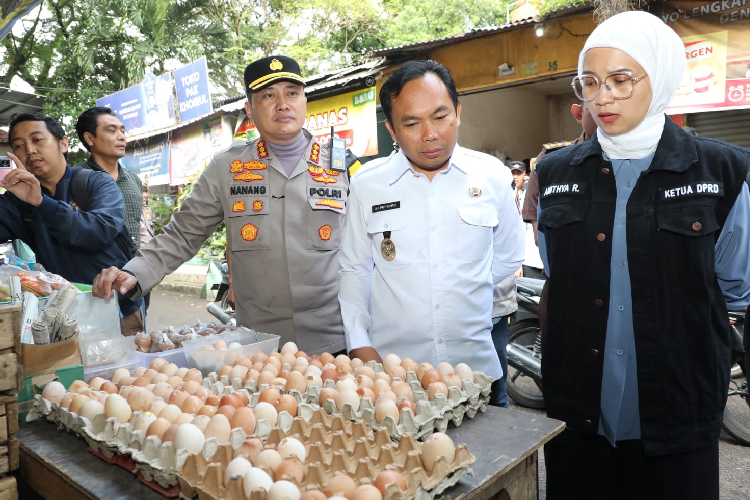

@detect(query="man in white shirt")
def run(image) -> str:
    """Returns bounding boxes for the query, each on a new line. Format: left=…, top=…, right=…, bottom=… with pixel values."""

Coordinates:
left=338, top=60, right=525, bottom=384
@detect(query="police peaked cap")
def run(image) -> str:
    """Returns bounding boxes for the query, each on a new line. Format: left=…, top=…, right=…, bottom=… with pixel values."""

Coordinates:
left=244, top=55, right=305, bottom=92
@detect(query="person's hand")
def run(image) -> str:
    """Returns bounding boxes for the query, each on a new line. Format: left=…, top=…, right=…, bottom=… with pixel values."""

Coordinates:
left=92, top=266, right=138, bottom=300
left=227, top=283, right=235, bottom=310
left=1, top=153, right=43, bottom=206
left=514, top=267, right=524, bottom=277
left=349, top=347, right=383, bottom=364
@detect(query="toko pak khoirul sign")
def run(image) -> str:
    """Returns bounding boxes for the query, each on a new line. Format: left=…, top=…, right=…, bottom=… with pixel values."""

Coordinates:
left=174, top=58, right=213, bottom=122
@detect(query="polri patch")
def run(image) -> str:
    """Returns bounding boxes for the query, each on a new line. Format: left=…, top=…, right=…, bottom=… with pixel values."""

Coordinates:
left=661, top=182, right=723, bottom=200
left=541, top=182, right=586, bottom=198
left=372, top=201, right=401, bottom=213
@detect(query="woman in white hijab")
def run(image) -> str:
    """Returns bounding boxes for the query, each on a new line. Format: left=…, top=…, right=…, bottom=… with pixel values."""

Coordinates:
left=536, top=11, right=750, bottom=500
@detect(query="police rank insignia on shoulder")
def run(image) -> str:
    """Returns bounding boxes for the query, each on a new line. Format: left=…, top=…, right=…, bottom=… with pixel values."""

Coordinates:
left=309, top=165, right=324, bottom=177
left=257, top=140, right=269, bottom=159
left=542, top=141, right=573, bottom=154
left=310, top=142, right=321, bottom=163
left=230, top=159, right=244, bottom=173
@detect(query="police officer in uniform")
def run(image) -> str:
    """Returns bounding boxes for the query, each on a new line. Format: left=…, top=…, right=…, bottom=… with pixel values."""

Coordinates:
left=93, top=56, right=349, bottom=355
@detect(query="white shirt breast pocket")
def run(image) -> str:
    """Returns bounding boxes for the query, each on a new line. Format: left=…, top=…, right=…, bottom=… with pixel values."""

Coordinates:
left=454, top=206, right=498, bottom=262
left=367, top=214, right=408, bottom=267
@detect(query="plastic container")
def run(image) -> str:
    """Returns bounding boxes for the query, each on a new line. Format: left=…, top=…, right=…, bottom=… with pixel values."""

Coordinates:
left=135, top=348, right=188, bottom=370
left=183, top=330, right=280, bottom=376
left=83, top=352, right=139, bottom=383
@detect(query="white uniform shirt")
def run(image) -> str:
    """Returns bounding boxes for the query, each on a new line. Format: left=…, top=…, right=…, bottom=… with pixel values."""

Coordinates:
left=338, top=146, right=525, bottom=380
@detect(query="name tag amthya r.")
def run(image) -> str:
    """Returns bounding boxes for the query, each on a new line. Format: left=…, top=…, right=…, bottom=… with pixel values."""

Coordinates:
left=661, top=182, right=723, bottom=200
left=541, top=182, right=586, bottom=198
left=372, top=201, right=401, bottom=213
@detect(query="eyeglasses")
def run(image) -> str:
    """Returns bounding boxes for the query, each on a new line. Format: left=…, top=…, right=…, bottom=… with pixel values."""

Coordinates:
left=571, top=73, right=648, bottom=101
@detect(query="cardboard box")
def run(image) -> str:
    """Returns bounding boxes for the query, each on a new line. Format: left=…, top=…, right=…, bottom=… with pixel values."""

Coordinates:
left=17, top=364, right=84, bottom=421
left=18, top=334, right=82, bottom=377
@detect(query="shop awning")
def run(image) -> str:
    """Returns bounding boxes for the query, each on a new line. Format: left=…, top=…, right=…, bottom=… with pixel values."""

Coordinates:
left=0, top=87, right=45, bottom=127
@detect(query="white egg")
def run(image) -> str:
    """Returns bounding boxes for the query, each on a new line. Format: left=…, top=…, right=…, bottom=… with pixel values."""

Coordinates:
left=304, top=365, right=322, bottom=377
left=41, top=381, right=66, bottom=405
left=383, top=353, right=402, bottom=371
left=224, top=457, right=252, bottom=486
left=277, top=436, right=307, bottom=461
left=335, top=390, right=361, bottom=412
left=243, top=467, right=274, bottom=497
left=253, top=402, right=278, bottom=426
left=104, top=394, right=132, bottom=423
left=454, top=363, right=473, bottom=382
left=78, top=399, right=104, bottom=422
left=133, top=412, right=158, bottom=433
left=174, top=423, right=205, bottom=454
left=280, top=341, right=298, bottom=355
left=228, top=342, right=242, bottom=349
left=268, top=480, right=301, bottom=500
left=335, top=378, right=357, bottom=393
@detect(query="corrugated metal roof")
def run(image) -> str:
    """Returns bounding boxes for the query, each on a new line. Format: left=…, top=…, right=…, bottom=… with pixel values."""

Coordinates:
left=0, top=86, right=45, bottom=127
left=370, top=2, right=592, bottom=57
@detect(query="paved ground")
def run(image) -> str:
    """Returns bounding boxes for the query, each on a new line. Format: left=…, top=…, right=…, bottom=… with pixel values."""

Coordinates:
left=149, top=291, right=750, bottom=499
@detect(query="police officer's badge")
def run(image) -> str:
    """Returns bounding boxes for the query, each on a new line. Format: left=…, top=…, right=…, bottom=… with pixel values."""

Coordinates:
left=381, top=231, right=396, bottom=261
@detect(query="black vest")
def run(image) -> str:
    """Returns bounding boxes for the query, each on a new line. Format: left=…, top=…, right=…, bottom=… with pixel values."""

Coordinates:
left=537, top=118, right=749, bottom=456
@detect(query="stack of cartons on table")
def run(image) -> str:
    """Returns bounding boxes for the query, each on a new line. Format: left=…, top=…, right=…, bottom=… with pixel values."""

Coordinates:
left=0, top=304, right=24, bottom=499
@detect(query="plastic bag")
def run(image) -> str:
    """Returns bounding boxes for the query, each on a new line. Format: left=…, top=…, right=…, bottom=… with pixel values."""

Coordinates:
left=80, top=334, right=135, bottom=368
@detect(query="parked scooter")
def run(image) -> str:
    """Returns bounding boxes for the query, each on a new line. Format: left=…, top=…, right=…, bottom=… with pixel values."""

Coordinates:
left=506, top=277, right=545, bottom=409
left=207, top=259, right=235, bottom=325
left=723, top=310, right=749, bottom=446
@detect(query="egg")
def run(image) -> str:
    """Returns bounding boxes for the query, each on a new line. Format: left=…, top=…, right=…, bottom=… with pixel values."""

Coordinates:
left=146, top=418, right=172, bottom=441
left=319, top=352, right=335, bottom=364
left=217, top=405, right=237, bottom=420
left=152, top=382, right=173, bottom=402
left=277, top=436, right=306, bottom=461
left=301, top=490, right=329, bottom=500
left=205, top=395, right=221, bottom=406
left=230, top=407, right=257, bottom=435
left=104, top=394, right=132, bottom=423
left=175, top=367, right=190, bottom=379
left=374, top=372, right=390, bottom=384
left=427, top=382, right=449, bottom=400
left=224, top=457, right=252, bottom=486
left=268, top=480, right=301, bottom=500
left=204, top=414, right=231, bottom=444
left=234, top=437, right=264, bottom=461
left=175, top=412, right=195, bottom=425
left=194, top=387, right=212, bottom=402
left=374, top=399, right=399, bottom=424
left=60, top=393, right=75, bottom=409
left=128, top=387, right=155, bottom=412
left=280, top=341, right=298, bottom=355
left=120, top=386, right=135, bottom=399
left=149, top=400, right=168, bottom=416
left=355, top=375, right=374, bottom=390
left=118, top=376, right=136, bottom=388
left=78, top=399, right=104, bottom=422
left=321, top=368, right=337, bottom=383
left=100, top=381, right=118, bottom=394
left=350, top=358, right=363, bottom=369
left=275, top=394, right=298, bottom=417
left=374, top=470, right=407, bottom=494
left=421, top=432, right=456, bottom=472
left=88, top=377, right=106, bottom=390
left=112, top=368, right=130, bottom=385
left=442, top=373, right=463, bottom=390
left=356, top=387, right=376, bottom=401
left=253, top=402, right=278, bottom=426
left=133, top=376, right=150, bottom=387
left=276, top=458, right=305, bottom=483
left=318, top=387, right=339, bottom=406
left=132, top=366, right=147, bottom=378
left=243, top=467, right=274, bottom=496
left=191, top=414, right=211, bottom=433
left=400, top=357, right=418, bottom=373
left=383, top=353, right=401, bottom=370
left=254, top=449, right=283, bottom=472
left=390, top=381, right=412, bottom=400
left=355, top=366, right=376, bottom=379
left=198, top=405, right=218, bottom=418
left=215, top=340, right=228, bottom=350
left=181, top=395, right=204, bottom=414
left=174, top=423, right=205, bottom=454
left=203, top=345, right=216, bottom=350
left=158, top=404, right=183, bottom=423
left=133, top=411, right=158, bottom=433
left=258, top=388, right=281, bottom=405
left=375, top=391, right=397, bottom=405
left=228, top=342, right=243, bottom=349
left=285, top=371, right=307, bottom=394
left=41, top=381, right=66, bottom=405
left=352, top=484, right=383, bottom=500
left=420, top=369, right=442, bottom=390
left=281, top=353, right=297, bottom=367
left=324, top=474, right=356, bottom=499
left=166, top=376, right=184, bottom=388
left=231, top=365, right=249, bottom=381
left=143, top=368, right=160, bottom=381
left=162, top=423, right=180, bottom=444
left=152, top=373, right=169, bottom=385
left=181, top=380, right=202, bottom=395
left=454, top=363, right=473, bottom=382
left=372, top=378, right=390, bottom=397
left=386, top=365, right=406, bottom=380
left=305, top=365, right=322, bottom=377
left=161, top=363, right=179, bottom=377
left=336, top=390, right=361, bottom=412
left=168, top=389, right=190, bottom=408
left=150, top=357, right=167, bottom=371
left=397, top=399, right=416, bottom=415
left=257, top=370, right=277, bottom=386
left=183, top=368, right=202, bottom=383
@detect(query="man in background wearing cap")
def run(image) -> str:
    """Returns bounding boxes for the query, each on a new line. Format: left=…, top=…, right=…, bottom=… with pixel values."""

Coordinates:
left=92, top=55, right=350, bottom=355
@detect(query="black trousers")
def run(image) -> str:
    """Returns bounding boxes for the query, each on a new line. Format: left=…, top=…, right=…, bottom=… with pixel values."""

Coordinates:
left=544, top=428, right=719, bottom=500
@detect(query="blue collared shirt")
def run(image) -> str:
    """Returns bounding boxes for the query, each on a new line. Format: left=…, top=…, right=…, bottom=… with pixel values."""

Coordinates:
left=539, top=155, right=750, bottom=446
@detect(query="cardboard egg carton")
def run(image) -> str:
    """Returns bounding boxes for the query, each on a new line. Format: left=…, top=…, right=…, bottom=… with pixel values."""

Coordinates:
left=177, top=409, right=474, bottom=500
left=203, top=362, right=491, bottom=440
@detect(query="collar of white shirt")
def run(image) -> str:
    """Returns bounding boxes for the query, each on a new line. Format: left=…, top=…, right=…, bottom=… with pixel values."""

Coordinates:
left=388, top=146, right=473, bottom=185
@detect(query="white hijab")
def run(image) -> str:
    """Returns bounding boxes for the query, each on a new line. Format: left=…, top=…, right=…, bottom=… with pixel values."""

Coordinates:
left=577, top=11, right=686, bottom=159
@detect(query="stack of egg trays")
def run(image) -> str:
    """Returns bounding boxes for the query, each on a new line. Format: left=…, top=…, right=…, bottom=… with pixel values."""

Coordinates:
left=26, top=393, right=295, bottom=489
left=201, top=361, right=492, bottom=441
left=177, top=408, right=475, bottom=500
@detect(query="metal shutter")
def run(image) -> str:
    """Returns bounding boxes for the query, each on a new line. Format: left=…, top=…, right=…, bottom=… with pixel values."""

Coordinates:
left=687, top=109, right=750, bottom=148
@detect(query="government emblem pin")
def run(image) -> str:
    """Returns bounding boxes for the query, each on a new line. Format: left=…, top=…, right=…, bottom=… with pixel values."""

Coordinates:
left=469, top=187, right=482, bottom=197
left=381, top=231, right=396, bottom=261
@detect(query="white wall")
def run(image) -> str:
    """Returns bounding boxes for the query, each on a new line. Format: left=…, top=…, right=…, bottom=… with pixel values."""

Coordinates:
left=458, top=88, right=582, bottom=163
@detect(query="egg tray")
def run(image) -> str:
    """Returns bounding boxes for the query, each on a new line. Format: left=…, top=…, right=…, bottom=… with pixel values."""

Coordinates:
left=202, top=363, right=491, bottom=441
left=177, top=409, right=475, bottom=500
left=26, top=393, right=294, bottom=490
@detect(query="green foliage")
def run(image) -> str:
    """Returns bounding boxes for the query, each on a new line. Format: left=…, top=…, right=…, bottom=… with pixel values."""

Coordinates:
left=146, top=195, right=175, bottom=234
left=538, top=0, right=587, bottom=16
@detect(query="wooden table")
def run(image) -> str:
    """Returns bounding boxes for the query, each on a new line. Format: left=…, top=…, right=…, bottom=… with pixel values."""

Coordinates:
left=17, top=406, right=563, bottom=500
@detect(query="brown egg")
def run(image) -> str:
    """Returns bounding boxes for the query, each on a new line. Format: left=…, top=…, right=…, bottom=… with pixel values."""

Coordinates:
left=374, top=470, right=407, bottom=494
left=235, top=391, right=249, bottom=406
left=265, top=357, right=281, bottom=372
left=182, top=395, right=204, bottom=414
left=236, top=357, right=253, bottom=370
left=336, top=365, right=353, bottom=378
left=128, top=387, right=156, bottom=412
left=217, top=405, right=237, bottom=420
left=261, top=363, right=280, bottom=377
left=181, top=380, right=202, bottom=395
left=355, top=375, right=374, bottom=390
left=169, top=389, right=190, bottom=408
left=281, top=352, right=297, bottom=366
left=356, top=387, right=376, bottom=401
left=161, top=363, right=179, bottom=377
left=193, top=387, right=212, bottom=401
left=397, top=399, right=416, bottom=415
left=319, top=352, right=335, bottom=365
left=174, top=412, right=194, bottom=425
left=183, top=368, right=202, bottom=383
left=159, top=404, right=183, bottom=423
left=88, top=377, right=106, bottom=390
left=386, top=365, right=406, bottom=380
left=334, top=354, right=351, bottom=367
left=215, top=340, right=228, bottom=350
left=355, top=366, right=376, bottom=380
left=220, top=394, right=244, bottom=408
left=301, top=491, right=327, bottom=500
left=203, top=345, right=215, bottom=350
left=428, top=382, right=449, bottom=400
left=60, top=392, right=76, bottom=409
left=251, top=352, right=268, bottom=364
left=276, top=459, right=305, bottom=483
left=376, top=391, right=397, bottom=405
left=442, top=373, right=463, bottom=390
left=69, top=380, right=89, bottom=392
left=100, top=381, right=118, bottom=394
left=372, top=378, right=391, bottom=397
left=417, top=363, right=436, bottom=381
left=278, top=368, right=291, bottom=380
left=257, top=370, right=276, bottom=387
left=166, top=376, right=183, bottom=388
left=285, top=371, right=307, bottom=394
left=111, top=369, right=130, bottom=385
left=232, top=365, right=250, bottom=381
left=420, top=369, right=442, bottom=390
left=69, top=394, right=90, bottom=414
left=149, top=358, right=167, bottom=371
left=275, top=394, right=298, bottom=417
left=143, top=368, right=159, bottom=382
left=204, top=414, right=231, bottom=444
left=294, top=351, right=308, bottom=359
left=120, top=386, right=135, bottom=399
left=391, top=381, right=412, bottom=400
left=151, top=373, right=169, bottom=385
left=318, top=387, right=339, bottom=406
left=162, top=423, right=180, bottom=444
left=198, top=405, right=218, bottom=418
left=146, top=418, right=173, bottom=441
left=400, top=358, right=418, bottom=373
left=258, top=387, right=281, bottom=405
left=177, top=367, right=192, bottom=380
left=374, top=399, right=400, bottom=424
left=352, top=485, right=383, bottom=500
left=219, top=365, right=233, bottom=379
left=118, top=376, right=136, bottom=389
left=230, top=407, right=257, bottom=434
left=205, top=395, right=221, bottom=406
left=324, top=474, right=357, bottom=499
left=244, top=369, right=261, bottom=385
left=234, top=437, right=264, bottom=461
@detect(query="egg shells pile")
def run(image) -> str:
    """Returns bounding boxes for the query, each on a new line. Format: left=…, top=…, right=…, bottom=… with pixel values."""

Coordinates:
left=211, top=344, right=477, bottom=426
left=179, top=409, right=472, bottom=500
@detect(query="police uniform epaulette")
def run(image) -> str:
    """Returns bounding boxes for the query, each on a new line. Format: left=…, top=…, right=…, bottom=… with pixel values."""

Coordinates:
left=542, top=141, right=574, bottom=154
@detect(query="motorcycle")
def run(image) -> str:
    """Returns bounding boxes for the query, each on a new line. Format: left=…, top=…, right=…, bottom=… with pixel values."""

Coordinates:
left=207, top=259, right=235, bottom=325
left=723, top=310, right=749, bottom=446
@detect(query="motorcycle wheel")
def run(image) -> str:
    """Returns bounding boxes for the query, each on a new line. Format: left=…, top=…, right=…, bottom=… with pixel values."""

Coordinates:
left=507, top=320, right=546, bottom=410
left=220, top=289, right=234, bottom=313
left=722, top=378, right=750, bottom=446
